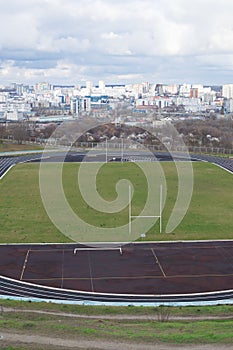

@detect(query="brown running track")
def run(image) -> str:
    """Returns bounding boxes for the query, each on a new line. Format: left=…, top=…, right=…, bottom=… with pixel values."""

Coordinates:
left=0, top=241, right=233, bottom=296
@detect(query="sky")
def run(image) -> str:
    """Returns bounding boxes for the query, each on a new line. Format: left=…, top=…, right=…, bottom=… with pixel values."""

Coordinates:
left=1, top=0, right=233, bottom=86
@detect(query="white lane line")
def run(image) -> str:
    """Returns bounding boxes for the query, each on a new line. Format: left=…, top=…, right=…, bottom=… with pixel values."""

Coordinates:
left=20, top=249, right=30, bottom=281
left=61, top=249, right=65, bottom=289
left=151, top=248, right=166, bottom=278
left=88, top=251, right=94, bottom=293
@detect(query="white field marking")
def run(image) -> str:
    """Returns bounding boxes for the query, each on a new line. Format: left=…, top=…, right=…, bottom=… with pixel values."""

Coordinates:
left=151, top=248, right=166, bottom=278
left=61, top=249, right=65, bottom=289
left=25, top=272, right=233, bottom=282
left=20, top=249, right=30, bottom=281
left=2, top=239, right=233, bottom=246
left=73, top=247, right=123, bottom=255
left=87, top=251, right=94, bottom=293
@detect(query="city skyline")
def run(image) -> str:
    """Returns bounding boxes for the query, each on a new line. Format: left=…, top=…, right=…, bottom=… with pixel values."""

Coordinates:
left=1, top=0, right=233, bottom=85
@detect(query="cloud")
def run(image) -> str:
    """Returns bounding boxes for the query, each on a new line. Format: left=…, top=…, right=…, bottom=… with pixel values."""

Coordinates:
left=0, top=0, right=233, bottom=84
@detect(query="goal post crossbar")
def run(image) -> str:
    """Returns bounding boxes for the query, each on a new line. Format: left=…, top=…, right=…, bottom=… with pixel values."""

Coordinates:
left=130, top=216, right=161, bottom=218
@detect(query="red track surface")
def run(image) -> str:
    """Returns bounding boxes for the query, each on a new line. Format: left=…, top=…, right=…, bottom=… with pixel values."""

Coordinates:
left=0, top=241, right=233, bottom=295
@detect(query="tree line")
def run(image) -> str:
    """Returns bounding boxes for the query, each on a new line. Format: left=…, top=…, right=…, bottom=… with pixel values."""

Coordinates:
left=0, top=117, right=232, bottom=151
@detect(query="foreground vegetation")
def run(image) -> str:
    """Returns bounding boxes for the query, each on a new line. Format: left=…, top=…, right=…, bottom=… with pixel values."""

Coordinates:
left=1, top=298, right=233, bottom=317
left=0, top=300, right=233, bottom=347
left=0, top=161, right=232, bottom=243
left=0, top=313, right=233, bottom=344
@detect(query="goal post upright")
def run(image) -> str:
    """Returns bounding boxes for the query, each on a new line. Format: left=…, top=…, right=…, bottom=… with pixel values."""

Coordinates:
left=129, top=184, right=132, bottom=235
left=121, top=137, right=124, bottom=163
left=160, top=184, right=163, bottom=234
left=105, top=138, right=108, bottom=163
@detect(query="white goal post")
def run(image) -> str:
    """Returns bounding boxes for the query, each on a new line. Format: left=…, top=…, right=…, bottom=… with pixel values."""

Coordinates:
left=129, top=184, right=163, bottom=234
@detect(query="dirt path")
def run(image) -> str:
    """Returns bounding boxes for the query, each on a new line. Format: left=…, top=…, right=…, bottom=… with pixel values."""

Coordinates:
left=0, top=331, right=233, bottom=350
left=2, top=307, right=233, bottom=321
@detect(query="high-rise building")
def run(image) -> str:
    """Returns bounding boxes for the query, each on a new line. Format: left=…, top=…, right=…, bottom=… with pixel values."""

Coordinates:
left=163, top=84, right=178, bottom=95
left=98, top=80, right=105, bottom=94
left=70, top=96, right=91, bottom=115
left=190, top=88, right=198, bottom=98
left=86, top=81, right=93, bottom=95
left=222, top=84, right=233, bottom=99
left=179, top=84, right=191, bottom=97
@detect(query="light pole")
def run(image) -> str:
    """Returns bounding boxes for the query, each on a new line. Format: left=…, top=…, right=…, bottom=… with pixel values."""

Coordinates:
left=121, top=137, right=124, bottom=163
left=105, top=137, right=108, bottom=163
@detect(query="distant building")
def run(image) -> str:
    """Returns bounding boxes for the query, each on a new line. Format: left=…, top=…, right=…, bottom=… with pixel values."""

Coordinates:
left=70, top=96, right=91, bottom=115
left=190, top=88, right=198, bottom=98
left=224, top=98, right=233, bottom=113
left=4, top=110, right=24, bottom=121
left=86, top=81, right=93, bottom=95
left=179, top=84, right=191, bottom=97
left=222, top=84, right=233, bottom=99
left=98, top=80, right=105, bottom=94
left=34, top=82, right=51, bottom=92
left=155, top=84, right=164, bottom=95
left=163, top=84, right=178, bottom=95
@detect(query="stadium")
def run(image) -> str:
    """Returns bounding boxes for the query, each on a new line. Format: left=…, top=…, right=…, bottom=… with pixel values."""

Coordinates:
left=0, top=149, right=233, bottom=306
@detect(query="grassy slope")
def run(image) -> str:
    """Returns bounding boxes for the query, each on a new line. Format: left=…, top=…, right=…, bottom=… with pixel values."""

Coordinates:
left=1, top=298, right=233, bottom=317
left=0, top=301, right=233, bottom=345
left=0, top=143, right=43, bottom=152
left=0, top=313, right=233, bottom=345
left=0, top=161, right=232, bottom=243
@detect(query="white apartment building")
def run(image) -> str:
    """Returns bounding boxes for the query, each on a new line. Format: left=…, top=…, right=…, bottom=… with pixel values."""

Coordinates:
left=4, top=110, right=24, bottom=121
left=34, top=82, right=51, bottom=92
left=192, top=84, right=204, bottom=95
left=224, top=98, right=233, bottom=113
left=98, top=80, right=106, bottom=94
left=70, top=96, right=91, bottom=115
left=86, top=81, right=93, bottom=95
left=136, top=96, right=171, bottom=108
left=222, top=84, right=233, bottom=99
left=163, top=84, right=179, bottom=95
left=0, top=94, right=7, bottom=103
left=179, top=84, right=192, bottom=97
left=176, top=97, right=202, bottom=112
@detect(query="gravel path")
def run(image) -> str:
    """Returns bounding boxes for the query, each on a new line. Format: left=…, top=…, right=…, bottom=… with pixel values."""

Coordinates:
left=2, top=307, right=233, bottom=321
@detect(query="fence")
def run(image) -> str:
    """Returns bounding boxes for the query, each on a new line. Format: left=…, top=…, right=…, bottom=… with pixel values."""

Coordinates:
left=71, top=142, right=233, bottom=156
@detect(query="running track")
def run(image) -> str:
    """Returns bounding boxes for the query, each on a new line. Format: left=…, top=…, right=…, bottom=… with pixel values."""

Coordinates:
left=1, top=241, right=233, bottom=304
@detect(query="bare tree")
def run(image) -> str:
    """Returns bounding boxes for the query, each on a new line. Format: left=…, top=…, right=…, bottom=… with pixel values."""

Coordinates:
left=155, top=305, right=171, bottom=322
left=10, top=123, right=28, bottom=144
left=0, top=125, right=6, bottom=140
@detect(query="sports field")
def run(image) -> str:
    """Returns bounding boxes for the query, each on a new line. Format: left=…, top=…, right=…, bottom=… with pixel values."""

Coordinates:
left=0, top=161, right=232, bottom=243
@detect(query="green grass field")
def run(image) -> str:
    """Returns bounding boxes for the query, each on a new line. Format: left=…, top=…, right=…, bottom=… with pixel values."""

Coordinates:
left=0, top=161, right=232, bottom=243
